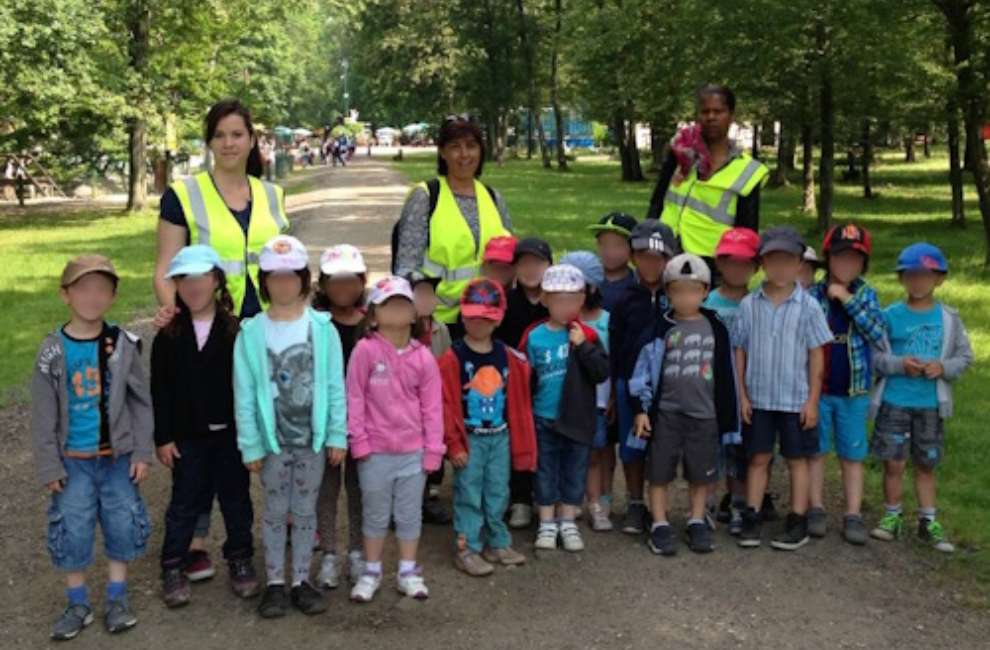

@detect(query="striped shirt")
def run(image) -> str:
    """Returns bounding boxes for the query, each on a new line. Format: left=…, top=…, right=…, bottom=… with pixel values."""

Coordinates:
left=732, top=283, right=833, bottom=412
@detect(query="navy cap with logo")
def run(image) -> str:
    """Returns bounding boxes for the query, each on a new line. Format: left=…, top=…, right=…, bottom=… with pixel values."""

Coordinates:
left=759, top=226, right=805, bottom=257
left=629, top=219, right=678, bottom=257
left=513, top=237, right=553, bottom=264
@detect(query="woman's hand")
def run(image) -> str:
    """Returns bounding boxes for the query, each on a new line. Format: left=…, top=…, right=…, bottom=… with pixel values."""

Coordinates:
left=245, top=460, right=263, bottom=473
left=450, top=452, right=469, bottom=469
left=327, top=447, right=347, bottom=467
left=156, top=443, right=181, bottom=469
left=46, top=479, right=64, bottom=493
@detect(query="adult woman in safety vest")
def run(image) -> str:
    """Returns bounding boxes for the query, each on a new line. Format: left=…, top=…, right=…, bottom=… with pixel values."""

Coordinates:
left=393, top=115, right=513, bottom=338
left=646, top=84, right=768, bottom=269
left=154, top=99, right=289, bottom=327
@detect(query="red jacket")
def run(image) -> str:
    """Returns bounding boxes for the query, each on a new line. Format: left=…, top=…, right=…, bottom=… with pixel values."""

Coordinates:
left=438, top=342, right=537, bottom=472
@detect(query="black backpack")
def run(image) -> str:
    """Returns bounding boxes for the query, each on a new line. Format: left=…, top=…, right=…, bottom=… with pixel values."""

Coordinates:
left=390, top=178, right=498, bottom=274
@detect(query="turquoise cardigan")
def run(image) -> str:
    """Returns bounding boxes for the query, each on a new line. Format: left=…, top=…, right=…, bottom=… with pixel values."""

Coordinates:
left=234, top=307, right=347, bottom=463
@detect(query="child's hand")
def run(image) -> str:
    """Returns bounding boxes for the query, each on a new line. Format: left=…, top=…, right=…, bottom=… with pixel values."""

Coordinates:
left=739, top=393, right=753, bottom=425
left=153, top=304, right=179, bottom=330
left=633, top=413, right=652, bottom=439
left=800, top=400, right=819, bottom=430
left=450, top=452, right=469, bottom=468
left=903, top=357, right=925, bottom=377
left=568, top=323, right=586, bottom=347
left=327, top=447, right=346, bottom=466
left=245, top=460, right=263, bottom=473
left=156, top=443, right=181, bottom=469
left=46, top=479, right=64, bottom=493
left=129, top=461, right=149, bottom=484
left=826, top=283, right=852, bottom=303
left=924, top=361, right=944, bottom=379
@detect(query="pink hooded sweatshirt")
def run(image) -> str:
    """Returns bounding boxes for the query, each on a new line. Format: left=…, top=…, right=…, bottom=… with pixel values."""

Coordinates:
left=346, top=332, right=445, bottom=471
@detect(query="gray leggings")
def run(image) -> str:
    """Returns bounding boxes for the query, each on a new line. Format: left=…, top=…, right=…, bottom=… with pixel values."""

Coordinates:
left=261, top=447, right=325, bottom=585
left=316, top=452, right=363, bottom=554
left=358, top=452, right=426, bottom=540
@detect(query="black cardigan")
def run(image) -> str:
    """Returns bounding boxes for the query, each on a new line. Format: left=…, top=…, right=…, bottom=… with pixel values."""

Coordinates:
left=151, top=315, right=238, bottom=446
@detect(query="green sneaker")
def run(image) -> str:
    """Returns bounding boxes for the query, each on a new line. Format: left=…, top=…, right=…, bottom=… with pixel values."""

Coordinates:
left=870, top=511, right=903, bottom=542
left=918, top=519, right=955, bottom=553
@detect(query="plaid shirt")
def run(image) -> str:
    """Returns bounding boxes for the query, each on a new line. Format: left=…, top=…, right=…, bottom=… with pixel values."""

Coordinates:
left=809, top=278, right=887, bottom=395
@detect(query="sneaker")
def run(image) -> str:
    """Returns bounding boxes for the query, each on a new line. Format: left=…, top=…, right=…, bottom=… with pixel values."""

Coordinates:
left=737, top=508, right=762, bottom=548
left=229, top=558, right=260, bottom=598
left=588, top=502, right=614, bottom=532
left=687, top=522, right=715, bottom=554
left=396, top=567, right=429, bottom=599
left=347, top=550, right=365, bottom=583
left=350, top=573, right=382, bottom=603
left=728, top=505, right=744, bottom=537
left=807, top=507, right=828, bottom=538
left=918, top=519, right=955, bottom=553
left=843, top=514, right=868, bottom=546
left=535, top=522, right=559, bottom=550
left=482, top=546, right=527, bottom=566
left=183, top=550, right=215, bottom=582
left=257, top=584, right=287, bottom=618
left=290, top=581, right=328, bottom=615
left=716, top=493, right=733, bottom=524
left=454, top=551, right=495, bottom=576
left=51, top=604, right=93, bottom=641
left=161, top=567, right=191, bottom=608
left=559, top=522, right=585, bottom=552
left=508, top=503, right=532, bottom=529
left=319, top=553, right=342, bottom=589
left=770, top=513, right=810, bottom=551
left=761, top=492, right=779, bottom=522
left=422, top=499, right=452, bottom=525
left=103, top=598, right=137, bottom=634
left=871, top=511, right=903, bottom=542
left=647, top=525, right=676, bottom=556
left=621, top=502, right=647, bottom=535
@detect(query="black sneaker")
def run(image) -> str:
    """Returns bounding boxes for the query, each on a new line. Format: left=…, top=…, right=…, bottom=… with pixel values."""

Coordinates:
left=257, top=584, right=287, bottom=618
left=760, top=492, right=779, bottom=522
left=422, top=499, right=452, bottom=525
left=622, top=502, right=648, bottom=535
left=161, top=567, right=191, bottom=608
left=686, top=522, right=714, bottom=554
left=771, top=513, right=810, bottom=551
left=291, top=581, right=328, bottom=615
left=647, top=524, right=676, bottom=556
left=737, top=508, right=762, bottom=548
left=716, top=493, right=733, bottom=524
left=229, top=558, right=260, bottom=599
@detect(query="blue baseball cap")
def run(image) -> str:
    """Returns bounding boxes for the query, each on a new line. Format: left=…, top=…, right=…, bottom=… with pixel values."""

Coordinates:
left=560, top=250, right=605, bottom=288
left=896, top=242, right=948, bottom=273
left=166, top=244, right=223, bottom=278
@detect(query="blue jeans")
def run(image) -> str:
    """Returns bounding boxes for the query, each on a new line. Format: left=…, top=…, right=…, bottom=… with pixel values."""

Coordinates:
left=534, top=418, right=591, bottom=507
left=817, top=394, right=871, bottom=461
left=453, top=433, right=512, bottom=553
left=47, top=454, right=151, bottom=571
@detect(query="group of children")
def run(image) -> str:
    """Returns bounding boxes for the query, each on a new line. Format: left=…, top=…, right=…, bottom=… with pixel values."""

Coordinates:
left=32, top=211, right=973, bottom=640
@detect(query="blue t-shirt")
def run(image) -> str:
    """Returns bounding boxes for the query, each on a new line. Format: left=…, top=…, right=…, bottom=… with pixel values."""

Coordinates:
left=60, top=329, right=110, bottom=453
left=883, top=302, right=942, bottom=409
left=600, top=269, right=636, bottom=314
left=824, top=299, right=851, bottom=395
left=525, top=323, right=571, bottom=420
left=703, top=288, right=743, bottom=331
left=453, top=340, right=509, bottom=435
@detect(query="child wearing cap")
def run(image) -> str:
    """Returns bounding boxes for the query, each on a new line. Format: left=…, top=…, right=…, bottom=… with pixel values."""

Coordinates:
left=438, top=278, right=537, bottom=576
left=560, top=251, right=615, bottom=532
left=629, top=253, right=740, bottom=555
left=732, top=227, right=833, bottom=552
left=806, top=224, right=887, bottom=545
left=153, top=245, right=258, bottom=609
left=347, top=276, right=445, bottom=602
left=482, top=235, right=518, bottom=290
left=589, top=212, right=638, bottom=312
left=312, top=244, right=368, bottom=589
left=869, top=243, right=972, bottom=553
left=608, top=219, right=675, bottom=535
left=234, top=235, right=348, bottom=618
left=32, top=255, right=153, bottom=639
left=521, top=264, right=610, bottom=552
left=799, top=246, right=823, bottom=290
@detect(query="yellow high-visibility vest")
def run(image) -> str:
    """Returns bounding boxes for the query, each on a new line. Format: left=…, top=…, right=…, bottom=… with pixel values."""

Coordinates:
left=660, top=155, right=768, bottom=256
left=170, top=172, right=288, bottom=315
left=419, top=177, right=508, bottom=323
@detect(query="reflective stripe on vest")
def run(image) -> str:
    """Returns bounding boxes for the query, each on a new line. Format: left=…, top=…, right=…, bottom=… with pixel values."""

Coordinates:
left=420, top=177, right=508, bottom=323
left=661, top=156, right=767, bottom=256
left=171, top=172, right=287, bottom=315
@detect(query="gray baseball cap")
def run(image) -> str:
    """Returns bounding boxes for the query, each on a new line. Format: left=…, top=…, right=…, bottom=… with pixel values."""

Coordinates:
left=663, top=253, right=712, bottom=286
left=759, top=226, right=805, bottom=257
left=630, top=220, right=677, bottom=257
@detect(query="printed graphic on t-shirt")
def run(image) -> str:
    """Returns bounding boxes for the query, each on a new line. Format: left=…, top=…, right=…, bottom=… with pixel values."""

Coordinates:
left=901, top=323, right=942, bottom=359
left=463, top=362, right=508, bottom=435
left=663, top=329, right=715, bottom=382
left=269, top=337, right=314, bottom=447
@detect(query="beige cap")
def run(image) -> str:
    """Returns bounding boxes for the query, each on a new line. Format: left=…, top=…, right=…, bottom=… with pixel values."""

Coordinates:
left=60, top=254, right=118, bottom=288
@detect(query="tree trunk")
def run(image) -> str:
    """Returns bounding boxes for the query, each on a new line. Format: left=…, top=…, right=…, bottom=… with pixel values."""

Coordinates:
left=923, top=132, right=932, bottom=158
left=650, top=119, right=664, bottom=171
left=862, top=119, right=873, bottom=199
left=904, top=135, right=916, bottom=162
left=516, top=0, right=547, bottom=164
left=550, top=0, right=567, bottom=171
left=770, top=121, right=791, bottom=187
left=817, top=68, right=834, bottom=229
left=626, top=110, right=643, bottom=181
left=615, top=110, right=643, bottom=182
left=802, top=121, right=816, bottom=215
left=947, top=94, right=966, bottom=226
left=751, top=122, right=761, bottom=160
left=126, top=0, right=150, bottom=212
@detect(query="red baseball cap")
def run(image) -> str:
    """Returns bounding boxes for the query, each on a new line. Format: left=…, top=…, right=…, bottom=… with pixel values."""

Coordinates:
left=715, top=227, right=760, bottom=260
left=483, top=236, right=517, bottom=264
left=460, top=278, right=507, bottom=321
left=823, top=223, right=872, bottom=257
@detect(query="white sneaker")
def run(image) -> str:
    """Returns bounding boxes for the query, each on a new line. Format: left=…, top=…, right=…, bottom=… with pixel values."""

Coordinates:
left=535, top=522, right=559, bottom=550
left=560, top=522, right=585, bottom=552
left=319, top=553, right=341, bottom=589
left=349, top=573, right=382, bottom=603
left=508, top=503, right=532, bottom=529
left=347, top=550, right=365, bottom=584
left=396, top=568, right=429, bottom=599
left=588, top=502, right=614, bottom=532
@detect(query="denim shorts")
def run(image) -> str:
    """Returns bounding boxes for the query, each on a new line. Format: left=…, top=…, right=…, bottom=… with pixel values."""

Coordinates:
left=817, top=394, right=871, bottom=461
left=47, top=454, right=151, bottom=571
left=534, top=418, right=591, bottom=507
left=871, top=403, right=944, bottom=468
left=591, top=409, right=609, bottom=450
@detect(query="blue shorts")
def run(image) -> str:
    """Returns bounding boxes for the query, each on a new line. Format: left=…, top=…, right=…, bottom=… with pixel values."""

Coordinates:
left=591, top=409, right=609, bottom=450
left=615, top=379, right=645, bottom=464
left=534, top=418, right=591, bottom=507
left=47, top=454, right=151, bottom=571
left=816, top=394, right=871, bottom=461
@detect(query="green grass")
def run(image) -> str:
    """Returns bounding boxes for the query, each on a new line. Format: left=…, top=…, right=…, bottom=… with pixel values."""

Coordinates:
left=393, top=149, right=990, bottom=595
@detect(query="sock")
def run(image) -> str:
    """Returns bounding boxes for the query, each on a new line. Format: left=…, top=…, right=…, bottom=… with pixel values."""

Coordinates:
left=918, top=507, right=936, bottom=523
left=365, top=561, right=382, bottom=576
left=885, top=503, right=903, bottom=516
left=538, top=520, right=557, bottom=530
left=267, top=580, right=285, bottom=586
left=66, top=585, right=89, bottom=607
left=628, top=497, right=644, bottom=506
left=731, top=495, right=747, bottom=509
left=600, top=494, right=612, bottom=506
left=292, top=580, right=302, bottom=587
left=398, top=559, right=416, bottom=575
left=559, top=518, right=576, bottom=529
left=106, top=581, right=126, bottom=602
left=650, top=521, right=670, bottom=531
left=687, top=518, right=706, bottom=527
left=705, top=494, right=717, bottom=509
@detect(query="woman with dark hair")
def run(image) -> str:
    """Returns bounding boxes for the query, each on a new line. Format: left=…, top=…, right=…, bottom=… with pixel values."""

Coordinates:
left=646, top=84, right=768, bottom=266
left=154, top=98, right=289, bottom=327
left=392, top=115, right=513, bottom=335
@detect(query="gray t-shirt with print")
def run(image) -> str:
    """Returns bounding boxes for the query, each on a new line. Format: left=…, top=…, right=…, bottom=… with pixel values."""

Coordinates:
left=658, top=317, right=716, bottom=419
